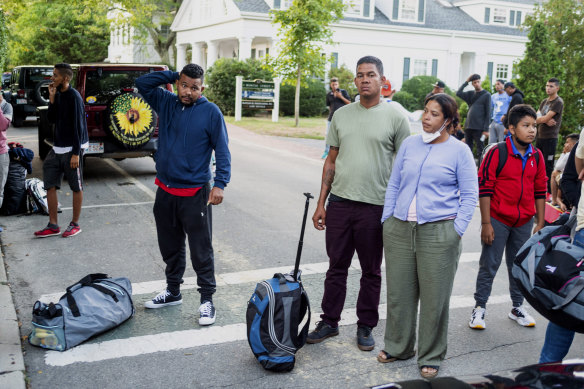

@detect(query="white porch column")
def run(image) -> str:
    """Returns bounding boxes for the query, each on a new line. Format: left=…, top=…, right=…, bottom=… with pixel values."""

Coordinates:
left=238, top=36, right=252, bottom=60
left=206, top=41, right=219, bottom=69
left=176, top=43, right=188, bottom=71
left=191, top=42, right=204, bottom=66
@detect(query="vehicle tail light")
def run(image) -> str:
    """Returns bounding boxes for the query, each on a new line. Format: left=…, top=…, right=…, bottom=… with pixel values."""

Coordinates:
left=17, top=89, right=26, bottom=98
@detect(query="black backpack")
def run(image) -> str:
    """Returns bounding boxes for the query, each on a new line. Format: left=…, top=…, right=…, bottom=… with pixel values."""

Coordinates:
left=480, top=141, right=540, bottom=176
left=513, top=216, right=584, bottom=333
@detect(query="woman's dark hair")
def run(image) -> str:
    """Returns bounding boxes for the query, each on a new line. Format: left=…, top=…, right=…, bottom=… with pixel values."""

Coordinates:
left=424, top=93, right=460, bottom=131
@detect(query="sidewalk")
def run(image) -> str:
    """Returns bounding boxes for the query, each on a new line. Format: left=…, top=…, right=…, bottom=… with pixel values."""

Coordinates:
left=0, top=232, right=26, bottom=389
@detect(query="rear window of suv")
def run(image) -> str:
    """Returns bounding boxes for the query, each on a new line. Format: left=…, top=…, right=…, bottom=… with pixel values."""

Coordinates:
left=84, top=70, right=152, bottom=105
left=23, top=68, right=52, bottom=88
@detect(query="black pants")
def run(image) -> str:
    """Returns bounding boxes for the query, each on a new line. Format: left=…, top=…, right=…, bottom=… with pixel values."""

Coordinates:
left=465, top=128, right=484, bottom=160
left=153, top=184, right=215, bottom=302
left=536, top=138, right=558, bottom=193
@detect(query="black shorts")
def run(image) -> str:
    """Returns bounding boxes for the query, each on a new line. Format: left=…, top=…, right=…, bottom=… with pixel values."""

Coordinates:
left=43, top=150, right=84, bottom=192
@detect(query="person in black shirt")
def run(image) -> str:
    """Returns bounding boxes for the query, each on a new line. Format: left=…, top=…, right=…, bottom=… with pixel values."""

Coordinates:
left=34, top=63, right=88, bottom=238
left=323, top=77, right=350, bottom=158
left=457, top=74, right=491, bottom=160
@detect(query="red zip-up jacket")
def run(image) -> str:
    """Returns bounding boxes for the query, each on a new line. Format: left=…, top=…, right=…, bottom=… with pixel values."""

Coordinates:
left=478, top=137, right=547, bottom=227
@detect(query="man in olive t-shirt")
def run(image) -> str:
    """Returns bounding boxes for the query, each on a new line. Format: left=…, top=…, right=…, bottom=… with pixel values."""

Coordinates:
left=308, top=56, right=410, bottom=352
left=536, top=77, right=564, bottom=192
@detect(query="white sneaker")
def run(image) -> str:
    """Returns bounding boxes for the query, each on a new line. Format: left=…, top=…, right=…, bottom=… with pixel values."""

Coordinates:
left=509, top=305, right=536, bottom=327
left=469, top=306, right=486, bottom=329
left=199, top=301, right=216, bottom=326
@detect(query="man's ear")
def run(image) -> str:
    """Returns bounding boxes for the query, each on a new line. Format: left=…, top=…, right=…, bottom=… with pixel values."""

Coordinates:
left=200, top=85, right=205, bottom=93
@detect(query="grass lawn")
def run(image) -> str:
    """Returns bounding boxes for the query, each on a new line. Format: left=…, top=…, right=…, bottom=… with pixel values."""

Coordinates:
left=225, top=115, right=326, bottom=139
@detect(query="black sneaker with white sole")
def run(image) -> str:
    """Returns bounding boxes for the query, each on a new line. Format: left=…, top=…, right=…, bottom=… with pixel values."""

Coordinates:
left=199, top=300, right=216, bottom=325
left=144, top=290, right=182, bottom=309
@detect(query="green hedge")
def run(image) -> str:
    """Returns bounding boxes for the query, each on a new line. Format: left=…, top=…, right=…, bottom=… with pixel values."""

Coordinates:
left=279, top=78, right=327, bottom=117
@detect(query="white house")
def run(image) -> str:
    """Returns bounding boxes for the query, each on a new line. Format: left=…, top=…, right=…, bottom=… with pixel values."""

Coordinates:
left=170, top=0, right=538, bottom=90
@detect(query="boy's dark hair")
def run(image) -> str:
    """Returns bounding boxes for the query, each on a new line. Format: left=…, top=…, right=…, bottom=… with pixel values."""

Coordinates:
left=504, top=81, right=516, bottom=89
left=548, top=77, right=560, bottom=87
left=508, top=104, right=536, bottom=128
left=566, top=133, right=579, bottom=142
left=180, top=64, right=204, bottom=83
left=55, top=63, right=73, bottom=80
left=469, top=74, right=481, bottom=82
left=356, top=56, right=383, bottom=76
left=424, top=93, right=460, bottom=132
left=496, top=79, right=505, bottom=85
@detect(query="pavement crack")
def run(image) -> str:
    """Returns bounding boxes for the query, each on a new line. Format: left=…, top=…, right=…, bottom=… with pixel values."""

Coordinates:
left=447, top=338, right=536, bottom=360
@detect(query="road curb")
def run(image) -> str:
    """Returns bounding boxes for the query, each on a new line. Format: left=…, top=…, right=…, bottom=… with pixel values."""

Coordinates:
left=0, top=233, right=27, bottom=389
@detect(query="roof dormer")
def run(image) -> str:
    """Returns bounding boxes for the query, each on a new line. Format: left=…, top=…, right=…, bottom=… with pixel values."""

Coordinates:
left=343, top=0, right=375, bottom=19
left=388, top=0, right=426, bottom=24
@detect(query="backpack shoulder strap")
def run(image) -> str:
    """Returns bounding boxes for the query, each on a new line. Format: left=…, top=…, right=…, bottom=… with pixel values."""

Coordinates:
left=532, top=145, right=540, bottom=166
left=495, top=141, right=508, bottom=177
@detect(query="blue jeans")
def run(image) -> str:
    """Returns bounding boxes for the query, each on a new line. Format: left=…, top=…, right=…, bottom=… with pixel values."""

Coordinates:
left=539, top=228, right=583, bottom=363
left=324, top=120, right=331, bottom=154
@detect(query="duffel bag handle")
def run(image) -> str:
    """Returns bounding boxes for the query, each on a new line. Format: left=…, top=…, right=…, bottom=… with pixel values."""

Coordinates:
left=66, top=275, right=118, bottom=317
left=553, top=278, right=584, bottom=310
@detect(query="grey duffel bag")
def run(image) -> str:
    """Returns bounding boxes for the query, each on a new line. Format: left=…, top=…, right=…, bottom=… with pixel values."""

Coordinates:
left=29, top=273, right=134, bottom=351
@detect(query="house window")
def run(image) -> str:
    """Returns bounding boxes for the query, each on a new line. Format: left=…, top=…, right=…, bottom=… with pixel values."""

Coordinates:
left=251, top=48, right=256, bottom=59
left=493, top=8, right=507, bottom=24
left=400, top=0, right=417, bottom=21
left=413, top=60, right=428, bottom=76
left=274, top=0, right=293, bottom=9
left=344, top=0, right=372, bottom=18
left=496, top=64, right=508, bottom=80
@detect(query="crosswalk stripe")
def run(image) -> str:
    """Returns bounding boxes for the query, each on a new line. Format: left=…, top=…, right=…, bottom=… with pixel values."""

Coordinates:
left=39, top=252, right=481, bottom=303
left=44, top=292, right=509, bottom=367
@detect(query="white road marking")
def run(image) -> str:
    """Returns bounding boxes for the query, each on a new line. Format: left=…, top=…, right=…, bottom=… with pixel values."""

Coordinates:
left=103, top=159, right=156, bottom=200
left=60, top=201, right=154, bottom=211
left=39, top=253, right=482, bottom=303
left=44, top=292, right=509, bottom=367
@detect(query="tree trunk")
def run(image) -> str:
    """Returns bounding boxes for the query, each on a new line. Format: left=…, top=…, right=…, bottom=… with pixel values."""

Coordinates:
left=295, top=64, right=301, bottom=127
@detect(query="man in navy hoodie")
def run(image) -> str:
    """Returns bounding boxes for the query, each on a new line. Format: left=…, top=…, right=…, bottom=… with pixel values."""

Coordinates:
left=136, top=64, right=231, bottom=326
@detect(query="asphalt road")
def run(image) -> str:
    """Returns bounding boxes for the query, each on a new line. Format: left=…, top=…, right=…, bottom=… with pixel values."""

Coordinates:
left=1, top=119, right=583, bottom=388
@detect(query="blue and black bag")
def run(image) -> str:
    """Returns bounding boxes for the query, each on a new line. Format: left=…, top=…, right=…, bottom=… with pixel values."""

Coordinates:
left=513, top=216, right=584, bottom=333
left=246, top=193, right=313, bottom=372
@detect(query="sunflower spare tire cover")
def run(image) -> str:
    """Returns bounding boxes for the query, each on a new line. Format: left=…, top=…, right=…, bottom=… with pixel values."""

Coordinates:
left=107, top=92, right=157, bottom=149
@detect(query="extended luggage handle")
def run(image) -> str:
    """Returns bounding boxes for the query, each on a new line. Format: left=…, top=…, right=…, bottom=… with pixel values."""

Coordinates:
left=293, top=193, right=313, bottom=282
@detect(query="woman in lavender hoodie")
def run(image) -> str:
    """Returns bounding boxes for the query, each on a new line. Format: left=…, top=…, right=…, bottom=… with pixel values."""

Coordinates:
left=377, top=93, right=478, bottom=378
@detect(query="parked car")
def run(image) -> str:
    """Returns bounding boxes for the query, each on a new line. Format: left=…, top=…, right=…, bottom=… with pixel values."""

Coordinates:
left=37, top=63, right=173, bottom=160
left=1, top=72, right=10, bottom=88
left=6, top=65, right=53, bottom=127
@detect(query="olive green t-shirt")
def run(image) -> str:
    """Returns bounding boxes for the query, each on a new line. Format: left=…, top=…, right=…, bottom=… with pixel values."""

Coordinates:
left=327, top=101, right=411, bottom=205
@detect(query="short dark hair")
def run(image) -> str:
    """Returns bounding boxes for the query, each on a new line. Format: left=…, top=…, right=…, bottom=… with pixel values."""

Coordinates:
left=469, top=74, right=481, bottom=82
left=435, top=80, right=445, bottom=88
left=55, top=63, right=73, bottom=79
left=424, top=93, right=460, bottom=132
left=356, top=56, right=383, bottom=77
left=504, top=81, right=516, bottom=89
left=180, top=63, right=204, bottom=83
left=330, top=77, right=339, bottom=83
left=548, top=77, right=560, bottom=87
left=496, top=79, right=505, bottom=85
left=508, top=104, right=536, bottom=128
left=566, top=133, right=579, bottom=142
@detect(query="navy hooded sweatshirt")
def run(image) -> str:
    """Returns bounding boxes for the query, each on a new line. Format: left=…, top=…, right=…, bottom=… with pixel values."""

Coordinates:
left=136, top=71, right=231, bottom=190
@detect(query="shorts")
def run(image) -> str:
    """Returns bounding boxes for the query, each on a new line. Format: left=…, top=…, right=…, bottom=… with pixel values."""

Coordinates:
left=43, top=150, right=84, bottom=192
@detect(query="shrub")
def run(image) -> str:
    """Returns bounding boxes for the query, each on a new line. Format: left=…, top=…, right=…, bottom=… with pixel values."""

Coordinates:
left=205, top=58, right=275, bottom=116
left=279, top=78, right=327, bottom=117
left=392, top=91, right=418, bottom=112
left=399, top=75, right=456, bottom=111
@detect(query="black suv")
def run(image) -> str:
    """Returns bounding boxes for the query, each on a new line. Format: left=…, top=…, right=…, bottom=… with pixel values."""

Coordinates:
left=37, top=63, right=172, bottom=160
left=6, top=65, right=53, bottom=127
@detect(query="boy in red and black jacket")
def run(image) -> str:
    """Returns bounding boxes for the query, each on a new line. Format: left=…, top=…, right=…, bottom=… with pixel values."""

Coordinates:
left=469, top=104, right=547, bottom=330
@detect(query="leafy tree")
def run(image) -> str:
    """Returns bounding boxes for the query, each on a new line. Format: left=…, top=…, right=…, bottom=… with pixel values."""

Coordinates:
left=514, top=21, right=561, bottom=110
left=0, top=8, right=7, bottom=72
left=279, top=78, right=327, bottom=117
left=271, top=0, right=345, bottom=127
left=521, top=0, right=584, bottom=134
left=5, top=0, right=109, bottom=65
left=328, top=64, right=357, bottom=100
left=110, top=0, right=182, bottom=66
left=205, top=58, right=275, bottom=116
left=396, top=75, right=455, bottom=110
left=481, top=76, right=494, bottom=95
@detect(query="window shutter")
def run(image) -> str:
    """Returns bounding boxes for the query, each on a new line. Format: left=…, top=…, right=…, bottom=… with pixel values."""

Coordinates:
left=364, top=0, right=371, bottom=17
left=516, top=11, right=522, bottom=26
left=332, top=53, right=339, bottom=69
left=403, top=57, right=410, bottom=82
left=484, top=7, right=490, bottom=23
left=487, top=62, right=493, bottom=83
left=510, top=11, right=515, bottom=26
left=431, top=59, right=438, bottom=77
left=393, top=0, right=399, bottom=19
left=274, top=0, right=281, bottom=9
left=418, top=0, right=425, bottom=22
